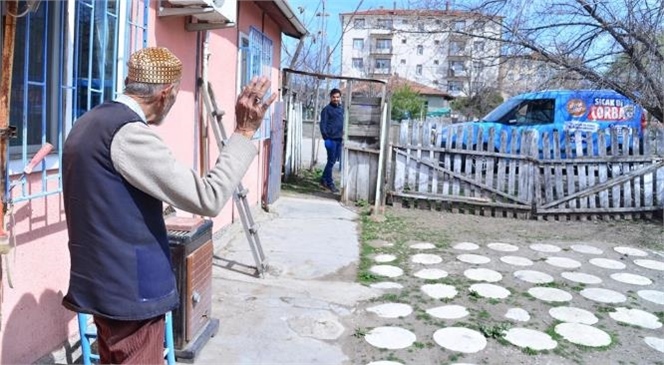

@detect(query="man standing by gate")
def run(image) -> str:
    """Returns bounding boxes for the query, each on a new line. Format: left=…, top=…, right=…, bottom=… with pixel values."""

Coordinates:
left=319, top=88, right=343, bottom=193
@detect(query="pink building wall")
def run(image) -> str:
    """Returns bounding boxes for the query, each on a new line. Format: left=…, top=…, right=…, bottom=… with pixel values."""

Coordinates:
left=0, top=2, right=287, bottom=363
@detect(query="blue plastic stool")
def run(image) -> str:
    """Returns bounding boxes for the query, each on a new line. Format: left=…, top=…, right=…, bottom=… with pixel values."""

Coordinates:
left=77, top=311, right=176, bottom=365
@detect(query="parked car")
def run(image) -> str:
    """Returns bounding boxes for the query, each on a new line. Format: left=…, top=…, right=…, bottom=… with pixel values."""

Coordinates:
left=440, top=89, right=647, bottom=157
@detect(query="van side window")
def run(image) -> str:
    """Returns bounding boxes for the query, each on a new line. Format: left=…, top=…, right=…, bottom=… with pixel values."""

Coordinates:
left=501, top=99, right=555, bottom=125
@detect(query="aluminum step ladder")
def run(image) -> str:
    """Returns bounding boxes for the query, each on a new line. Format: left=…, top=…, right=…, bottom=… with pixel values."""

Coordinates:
left=199, top=78, right=267, bottom=277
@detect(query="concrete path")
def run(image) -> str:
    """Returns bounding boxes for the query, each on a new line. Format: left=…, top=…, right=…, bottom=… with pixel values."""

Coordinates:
left=195, top=196, right=379, bottom=364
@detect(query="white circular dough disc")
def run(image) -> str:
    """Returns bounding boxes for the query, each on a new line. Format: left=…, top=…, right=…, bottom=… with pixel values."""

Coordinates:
left=528, top=287, right=573, bottom=302
left=457, top=254, right=491, bottom=264
left=364, top=326, right=416, bottom=349
left=589, top=258, right=626, bottom=270
left=453, top=242, right=479, bottom=250
left=421, top=284, right=458, bottom=299
left=370, top=265, right=404, bottom=278
left=426, top=305, right=469, bottom=319
left=413, top=268, right=448, bottom=280
left=411, top=253, right=443, bottom=265
left=637, top=290, right=664, bottom=305
left=374, top=254, right=397, bottom=263
left=370, top=282, right=403, bottom=290
left=504, top=328, right=558, bottom=350
left=366, top=303, right=413, bottom=319
left=410, top=242, right=436, bottom=250
left=561, top=272, right=602, bottom=285
left=514, top=270, right=554, bottom=284
left=530, top=243, right=561, bottom=253
left=634, top=259, right=664, bottom=271
left=580, top=288, right=627, bottom=303
left=610, top=272, right=653, bottom=286
left=469, top=283, right=511, bottom=299
left=505, top=308, right=530, bottom=322
left=433, top=327, right=487, bottom=353
left=609, top=307, right=662, bottom=329
left=500, top=256, right=534, bottom=266
left=487, top=242, right=519, bottom=252
left=570, top=244, right=603, bottom=255
left=614, top=246, right=648, bottom=257
left=554, top=323, right=612, bottom=347
left=549, top=306, right=598, bottom=325
left=546, top=257, right=582, bottom=269
left=644, top=337, right=664, bottom=353
left=464, top=268, right=503, bottom=282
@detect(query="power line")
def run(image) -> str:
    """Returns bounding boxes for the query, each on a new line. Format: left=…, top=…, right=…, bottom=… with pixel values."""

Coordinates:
left=322, top=0, right=366, bottom=73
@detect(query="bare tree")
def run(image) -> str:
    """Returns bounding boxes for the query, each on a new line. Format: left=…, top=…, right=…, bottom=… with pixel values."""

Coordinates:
left=412, top=0, right=664, bottom=122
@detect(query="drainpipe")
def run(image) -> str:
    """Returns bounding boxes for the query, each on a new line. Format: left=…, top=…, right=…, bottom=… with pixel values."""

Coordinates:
left=0, top=1, right=18, bottom=255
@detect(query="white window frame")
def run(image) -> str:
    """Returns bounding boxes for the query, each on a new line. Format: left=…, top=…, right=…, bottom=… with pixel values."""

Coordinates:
left=352, top=38, right=364, bottom=50
left=352, top=58, right=364, bottom=69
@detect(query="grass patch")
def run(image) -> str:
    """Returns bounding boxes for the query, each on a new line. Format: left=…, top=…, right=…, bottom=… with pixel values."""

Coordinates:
left=385, top=353, right=403, bottom=363
left=521, top=291, right=536, bottom=301
left=478, top=309, right=491, bottom=319
left=372, top=293, right=400, bottom=303
left=570, top=284, right=585, bottom=292
left=448, top=353, right=461, bottom=363
left=536, top=281, right=566, bottom=289
left=655, top=311, right=664, bottom=322
left=522, top=347, right=538, bottom=355
left=413, top=341, right=425, bottom=349
left=545, top=321, right=563, bottom=341
left=416, top=311, right=432, bottom=321
left=353, top=327, right=369, bottom=338
left=595, top=306, right=614, bottom=313
left=282, top=168, right=324, bottom=194
left=357, top=209, right=451, bottom=282
left=479, top=322, right=510, bottom=340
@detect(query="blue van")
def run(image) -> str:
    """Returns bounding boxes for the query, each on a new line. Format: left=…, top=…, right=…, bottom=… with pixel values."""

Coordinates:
left=441, top=89, right=646, bottom=155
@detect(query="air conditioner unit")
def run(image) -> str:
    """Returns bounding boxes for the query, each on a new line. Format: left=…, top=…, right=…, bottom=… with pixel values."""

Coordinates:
left=160, top=0, right=237, bottom=30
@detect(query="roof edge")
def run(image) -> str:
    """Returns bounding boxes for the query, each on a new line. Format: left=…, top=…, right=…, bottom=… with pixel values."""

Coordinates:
left=273, top=0, right=308, bottom=38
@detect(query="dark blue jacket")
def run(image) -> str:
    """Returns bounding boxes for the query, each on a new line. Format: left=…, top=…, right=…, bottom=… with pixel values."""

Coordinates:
left=62, top=101, right=179, bottom=320
left=320, top=103, right=344, bottom=141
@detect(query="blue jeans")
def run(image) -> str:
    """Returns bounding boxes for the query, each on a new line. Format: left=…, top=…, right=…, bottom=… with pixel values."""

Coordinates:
left=322, top=139, right=341, bottom=187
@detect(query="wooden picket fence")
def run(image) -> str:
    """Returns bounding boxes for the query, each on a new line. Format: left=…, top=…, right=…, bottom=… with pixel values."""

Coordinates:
left=389, top=120, right=664, bottom=220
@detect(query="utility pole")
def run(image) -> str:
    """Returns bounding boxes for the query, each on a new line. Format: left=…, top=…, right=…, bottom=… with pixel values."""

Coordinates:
left=310, top=0, right=329, bottom=170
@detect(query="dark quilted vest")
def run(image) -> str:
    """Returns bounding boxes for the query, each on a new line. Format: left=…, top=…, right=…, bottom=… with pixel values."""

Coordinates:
left=62, top=101, right=179, bottom=320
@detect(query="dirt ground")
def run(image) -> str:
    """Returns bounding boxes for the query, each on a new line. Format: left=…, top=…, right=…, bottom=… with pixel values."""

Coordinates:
left=342, top=206, right=664, bottom=365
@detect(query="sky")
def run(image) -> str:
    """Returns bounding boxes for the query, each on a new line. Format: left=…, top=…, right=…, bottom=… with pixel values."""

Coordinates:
left=281, top=0, right=418, bottom=71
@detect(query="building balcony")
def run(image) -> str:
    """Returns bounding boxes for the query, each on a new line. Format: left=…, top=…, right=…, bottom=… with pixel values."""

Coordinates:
left=370, top=67, right=392, bottom=76
left=448, top=51, right=468, bottom=58
left=448, top=69, right=468, bottom=78
left=369, top=28, right=394, bottom=36
left=370, top=46, right=393, bottom=55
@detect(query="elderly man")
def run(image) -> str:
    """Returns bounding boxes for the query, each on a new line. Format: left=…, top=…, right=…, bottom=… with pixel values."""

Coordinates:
left=61, top=47, right=276, bottom=364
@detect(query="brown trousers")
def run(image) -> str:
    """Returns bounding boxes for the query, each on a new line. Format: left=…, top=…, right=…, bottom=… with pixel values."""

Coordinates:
left=93, top=314, right=165, bottom=364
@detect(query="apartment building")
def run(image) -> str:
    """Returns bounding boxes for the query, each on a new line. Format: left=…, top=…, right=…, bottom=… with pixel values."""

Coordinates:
left=339, top=9, right=502, bottom=97
left=500, top=53, right=588, bottom=99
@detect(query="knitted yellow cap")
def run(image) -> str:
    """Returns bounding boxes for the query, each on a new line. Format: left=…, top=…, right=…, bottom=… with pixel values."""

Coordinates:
left=127, top=47, right=182, bottom=84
